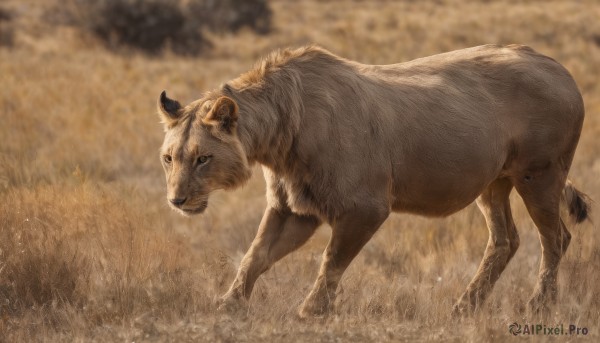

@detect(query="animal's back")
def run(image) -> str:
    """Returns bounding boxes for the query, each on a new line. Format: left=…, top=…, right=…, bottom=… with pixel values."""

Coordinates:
left=294, top=45, right=584, bottom=217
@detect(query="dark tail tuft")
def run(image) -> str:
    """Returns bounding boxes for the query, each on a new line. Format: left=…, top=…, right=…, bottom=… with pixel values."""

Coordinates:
left=563, top=180, right=592, bottom=223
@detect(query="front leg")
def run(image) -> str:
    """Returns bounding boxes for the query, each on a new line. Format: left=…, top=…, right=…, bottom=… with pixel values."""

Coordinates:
left=299, top=206, right=389, bottom=317
left=220, top=206, right=321, bottom=311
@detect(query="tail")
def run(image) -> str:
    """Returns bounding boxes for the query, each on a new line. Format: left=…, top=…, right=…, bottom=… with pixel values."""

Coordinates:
left=562, top=180, right=592, bottom=223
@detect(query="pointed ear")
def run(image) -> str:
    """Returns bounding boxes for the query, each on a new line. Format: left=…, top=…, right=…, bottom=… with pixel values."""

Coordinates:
left=157, top=90, right=182, bottom=126
left=203, top=96, right=239, bottom=133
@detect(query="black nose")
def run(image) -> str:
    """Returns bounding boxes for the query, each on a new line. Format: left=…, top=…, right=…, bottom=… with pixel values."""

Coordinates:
left=169, top=197, right=187, bottom=206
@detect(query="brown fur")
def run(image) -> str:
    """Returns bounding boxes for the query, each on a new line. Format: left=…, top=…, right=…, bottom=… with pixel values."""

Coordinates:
left=157, top=44, right=590, bottom=317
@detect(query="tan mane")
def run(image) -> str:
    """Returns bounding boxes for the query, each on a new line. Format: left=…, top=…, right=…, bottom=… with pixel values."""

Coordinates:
left=229, top=45, right=342, bottom=90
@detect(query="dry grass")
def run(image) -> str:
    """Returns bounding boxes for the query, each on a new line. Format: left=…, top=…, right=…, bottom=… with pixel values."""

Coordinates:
left=1, top=0, right=599, bottom=341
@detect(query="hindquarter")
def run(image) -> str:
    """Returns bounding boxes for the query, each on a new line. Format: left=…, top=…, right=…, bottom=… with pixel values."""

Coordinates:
left=385, top=61, right=583, bottom=216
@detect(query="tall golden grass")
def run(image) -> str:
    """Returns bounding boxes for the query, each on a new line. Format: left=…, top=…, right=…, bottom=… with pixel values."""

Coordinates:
left=1, top=0, right=599, bottom=341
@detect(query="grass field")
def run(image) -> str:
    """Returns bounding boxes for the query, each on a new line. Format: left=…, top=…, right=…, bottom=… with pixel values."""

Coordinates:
left=1, top=0, right=599, bottom=341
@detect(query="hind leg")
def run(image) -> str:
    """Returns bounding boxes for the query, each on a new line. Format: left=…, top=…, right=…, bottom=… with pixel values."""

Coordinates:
left=515, top=166, right=568, bottom=314
left=453, top=178, right=520, bottom=315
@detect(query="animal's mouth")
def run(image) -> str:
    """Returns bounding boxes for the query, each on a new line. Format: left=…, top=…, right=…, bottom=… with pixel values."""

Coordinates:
left=180, top=200, right=208, bottom=216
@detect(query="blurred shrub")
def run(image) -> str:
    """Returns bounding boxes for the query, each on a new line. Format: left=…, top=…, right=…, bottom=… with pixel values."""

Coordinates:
left=188, top=0, right=273, bottom=35
left=55, top=0, right=273, bottom=55
left=74, top=0, right=209, bottom=55
left=0, top=7, right=14, bottom=47
left=0, top=7, right=12, bottom=22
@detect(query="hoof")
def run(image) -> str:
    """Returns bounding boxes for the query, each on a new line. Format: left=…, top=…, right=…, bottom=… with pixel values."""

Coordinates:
left=452, top=293, right=478, bottom=318
left=451, top=302, right=470, bottom=318
left=297, top=308, right=327, bottom=320
left=217, top=294, right=249, bottom=316
left=452, top=300, right=480, bottom=318
left=298, top=300, right=332, bottom=319
left=527, top=293, right=552, bottom=317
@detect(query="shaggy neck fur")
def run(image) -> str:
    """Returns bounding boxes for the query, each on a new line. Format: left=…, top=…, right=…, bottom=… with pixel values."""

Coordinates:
left=226, top=88, right=298, bottom=171
left=220, top=54, right=316, bottom=172
left=219, top=46, right=356, bottom=174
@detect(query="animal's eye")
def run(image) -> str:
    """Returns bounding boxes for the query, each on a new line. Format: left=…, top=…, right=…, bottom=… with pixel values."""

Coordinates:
left=197, top=155, right=211, bottom=165
left=163, top=155, right=172, bottom=164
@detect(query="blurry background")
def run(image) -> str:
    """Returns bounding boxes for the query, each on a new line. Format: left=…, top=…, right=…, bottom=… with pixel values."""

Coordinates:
left=0, top=0, right=598, bottom=341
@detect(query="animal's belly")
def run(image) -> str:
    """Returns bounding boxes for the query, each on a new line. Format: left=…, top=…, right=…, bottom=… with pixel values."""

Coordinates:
left=391, top=187, right=481, bottom=217
left=391, top=158, right=502, bottom=217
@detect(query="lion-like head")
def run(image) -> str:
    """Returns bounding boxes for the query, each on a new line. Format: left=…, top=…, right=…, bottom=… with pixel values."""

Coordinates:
left=157, top=91, right=251, bottom=216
